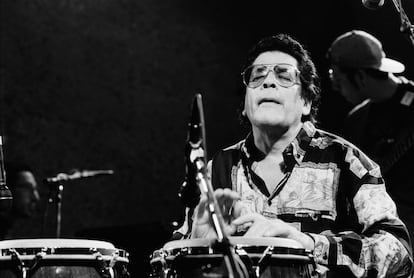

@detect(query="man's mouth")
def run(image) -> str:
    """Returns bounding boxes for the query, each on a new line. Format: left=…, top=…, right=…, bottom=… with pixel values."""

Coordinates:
left=258, top=98, right=281, bottom=105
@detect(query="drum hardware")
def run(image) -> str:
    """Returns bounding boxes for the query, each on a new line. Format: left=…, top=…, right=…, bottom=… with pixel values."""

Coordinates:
left=6, top=248, right=46, bottom=278
left=29, top=250, right=46, bottom=278
left=256, top=246, right=274, bottom=277
left=179, top=247, right=189, bottom=256
left=149, top=249, right=168, bottom=278
left=234, top=244, right=297, bottom=278
left=9, top=248, right=27, bottom=278
left=119, top=263, right=130, bottom=278
left=0, top=238, right=130, bottom=278
left=233, top=247, right=255, bottom=278
left=91, top=246, right=130, bottom=278
left=92, top=248, right=115, bottom=278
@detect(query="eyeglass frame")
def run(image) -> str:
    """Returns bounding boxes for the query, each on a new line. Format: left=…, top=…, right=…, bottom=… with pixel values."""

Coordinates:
left=241, top=63, right=302, bottom=89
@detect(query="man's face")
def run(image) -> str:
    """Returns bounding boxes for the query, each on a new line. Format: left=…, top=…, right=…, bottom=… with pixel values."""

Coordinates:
left=12, top=171, right=40, bottom=217
left=329, top=65, right=364, bottom=105
left=244, top=51, right=310, bottom=130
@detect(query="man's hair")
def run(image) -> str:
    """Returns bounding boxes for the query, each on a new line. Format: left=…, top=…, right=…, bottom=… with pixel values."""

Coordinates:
left=239, top=34, right=321, bottom=124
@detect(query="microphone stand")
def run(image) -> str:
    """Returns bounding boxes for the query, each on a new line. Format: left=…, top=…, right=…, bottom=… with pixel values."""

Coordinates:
left=43, top=170, right=113, bottom=238
left=46, top=181, right=64, bottom=238
left=391, top=0, right=414, bottom=47
left=195, top=165, right=248, bottom=278
left=192, top=94, right=248, bottom=278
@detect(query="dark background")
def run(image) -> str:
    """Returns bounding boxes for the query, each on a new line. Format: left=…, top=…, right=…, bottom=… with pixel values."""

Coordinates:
left=1, top=0, right=413, bottom=277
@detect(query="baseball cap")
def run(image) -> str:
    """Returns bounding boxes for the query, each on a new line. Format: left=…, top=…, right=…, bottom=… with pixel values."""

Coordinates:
left=328, top=30, right=405, bottom=73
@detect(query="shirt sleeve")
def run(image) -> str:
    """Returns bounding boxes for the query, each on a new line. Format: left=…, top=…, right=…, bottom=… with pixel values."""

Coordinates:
left=308, top=147, right=413, bottom=277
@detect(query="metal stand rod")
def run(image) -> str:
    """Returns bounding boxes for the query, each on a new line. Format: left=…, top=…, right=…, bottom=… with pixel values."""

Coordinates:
left=391, top=0, right=414, bottom=48
left=196, top=170, right=248, bottom=278
left=191, top=94, right=248, bottom=278
left=47, top=183, right=64, bottom=238
left=56, top=184, right=63, bottom=238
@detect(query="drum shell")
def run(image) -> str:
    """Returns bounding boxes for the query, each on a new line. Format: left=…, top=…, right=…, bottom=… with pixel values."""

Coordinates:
left=150, top=237, right=315, bottom=278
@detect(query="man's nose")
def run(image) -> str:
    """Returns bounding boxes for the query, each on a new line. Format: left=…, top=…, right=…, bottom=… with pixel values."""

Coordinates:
left=262, top=71, right=278, bottom=89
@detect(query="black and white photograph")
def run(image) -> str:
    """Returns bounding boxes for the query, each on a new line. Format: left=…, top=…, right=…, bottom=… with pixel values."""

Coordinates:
left=0, top=0, right=414, bottom=277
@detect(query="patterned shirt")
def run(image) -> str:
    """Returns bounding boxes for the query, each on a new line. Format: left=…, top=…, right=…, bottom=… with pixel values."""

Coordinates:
left=176, top=121, right=412, bottom=277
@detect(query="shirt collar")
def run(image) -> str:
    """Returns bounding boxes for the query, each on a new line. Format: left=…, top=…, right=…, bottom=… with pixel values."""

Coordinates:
left=242, top=121, right=316, bottom=170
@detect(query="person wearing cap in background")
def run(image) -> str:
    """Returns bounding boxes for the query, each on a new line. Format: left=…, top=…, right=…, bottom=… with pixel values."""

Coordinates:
left=327, top=30, right=414, bottom=247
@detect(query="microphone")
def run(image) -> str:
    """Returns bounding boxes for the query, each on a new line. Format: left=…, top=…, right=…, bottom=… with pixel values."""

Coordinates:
left=44, top=169, right=114, bottom=184
left=0, top=136, right=12, bottom=215
left=362, top=0, right=385, bottom=10
left=178, top=94, right=206, bottom=208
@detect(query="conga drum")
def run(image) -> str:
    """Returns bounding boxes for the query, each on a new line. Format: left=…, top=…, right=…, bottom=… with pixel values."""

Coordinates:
left=0, top=238, right=130, bottom=278
left=150, top=237, right=316, bottom=278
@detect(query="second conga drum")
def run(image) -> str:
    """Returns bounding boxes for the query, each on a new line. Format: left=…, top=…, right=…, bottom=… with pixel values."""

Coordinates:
left=0, top=238, right=130, bottom=278
left=150, top=236, right=316, bottom=278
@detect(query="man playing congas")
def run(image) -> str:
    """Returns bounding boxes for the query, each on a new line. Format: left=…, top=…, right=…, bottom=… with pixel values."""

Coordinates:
left=176, top=34, right=413, bottom=278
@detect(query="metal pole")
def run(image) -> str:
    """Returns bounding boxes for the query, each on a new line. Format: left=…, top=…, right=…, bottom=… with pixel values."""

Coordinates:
left=56, top=184, right=64, bottom=238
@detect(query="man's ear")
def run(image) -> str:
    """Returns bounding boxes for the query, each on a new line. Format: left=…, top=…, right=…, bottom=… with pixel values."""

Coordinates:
left=302, top=101, right=311, bottom=116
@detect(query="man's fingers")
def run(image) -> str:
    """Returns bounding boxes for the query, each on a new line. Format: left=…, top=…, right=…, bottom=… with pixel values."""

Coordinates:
left=231, top=201, right=243, bottom=219
left=196, top=189, right=240, bottom=222
left=232, top=213, right=264, bottom=226
left=194, top=194, right=209, bottom=219
left=233, top=213, right=273, bottom=237
left=222, top=195, right=234, bottom=213
left=244, top=224, right=265, bottom=237
left=214, top=188, right=240, bottom=202
left=214, top=188, right=240, bottom=218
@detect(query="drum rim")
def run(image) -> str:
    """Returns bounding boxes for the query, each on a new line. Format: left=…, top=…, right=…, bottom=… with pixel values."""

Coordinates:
left=0, top=238, right=116, bottom=249
left=0, top=254, right=129, bottom=263
left=162, top=236, right=305, bottom=251
left=0, top=239, right=129, bottom=263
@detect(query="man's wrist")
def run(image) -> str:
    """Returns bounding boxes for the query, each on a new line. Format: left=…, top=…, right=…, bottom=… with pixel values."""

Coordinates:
left=290, top=229, right=315, bottom=251
left=303, top=232, right=316, bottom=251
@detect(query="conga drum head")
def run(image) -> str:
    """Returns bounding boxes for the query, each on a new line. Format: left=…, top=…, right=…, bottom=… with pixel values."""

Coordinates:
left=0, top=238, right=130, bottom=278
left=150, top=237, right=315, bottom=278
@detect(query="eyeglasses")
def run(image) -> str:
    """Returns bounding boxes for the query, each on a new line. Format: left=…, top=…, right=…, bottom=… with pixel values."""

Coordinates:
left=241, top=63, right=301, bottom=88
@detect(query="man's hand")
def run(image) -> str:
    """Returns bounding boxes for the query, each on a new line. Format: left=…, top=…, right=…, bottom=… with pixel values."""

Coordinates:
left=232, top=213, right=315, bottom=250
left=191, top=188, right=242, bottom=239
